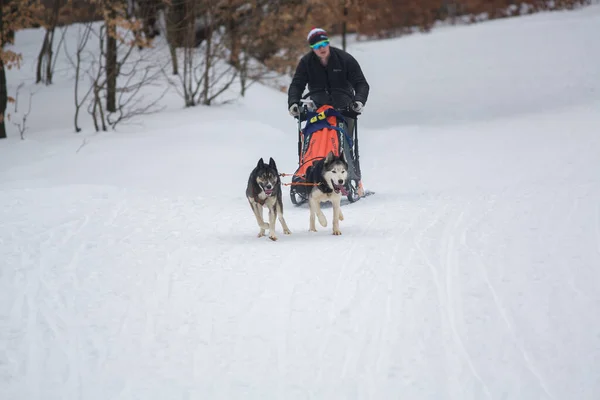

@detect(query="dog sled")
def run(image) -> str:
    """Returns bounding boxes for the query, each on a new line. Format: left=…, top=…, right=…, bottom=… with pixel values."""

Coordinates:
left=289, top=89, right=373, bottom=206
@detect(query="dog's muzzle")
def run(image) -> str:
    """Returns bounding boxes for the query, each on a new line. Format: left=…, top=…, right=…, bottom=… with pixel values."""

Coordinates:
left=263, top=184, right=274, bottom=196
left=331, top=179, right=348, bottom=195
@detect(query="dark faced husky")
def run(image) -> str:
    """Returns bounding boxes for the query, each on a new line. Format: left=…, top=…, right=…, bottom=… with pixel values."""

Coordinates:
left=305, top=151, right=349, bottom=235
left=246, top=157, right=291, bottom=241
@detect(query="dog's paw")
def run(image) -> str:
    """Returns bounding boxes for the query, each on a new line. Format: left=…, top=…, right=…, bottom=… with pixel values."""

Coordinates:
left=309, top=227, right=317, bottom=232
left=339, top=211, right=344, bottom=221
left=257, top=231, right=265, bottom=238
left=269, top=235, right=278, bottom=241
left=318, top=213, right=327, bottom=227
left=283, top=228, right=291, bottom=235
left=332, top=229, right=342, bottom=236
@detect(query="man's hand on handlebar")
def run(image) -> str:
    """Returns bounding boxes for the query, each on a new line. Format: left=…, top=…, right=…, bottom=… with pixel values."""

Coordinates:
left=289, top=103, right=300, bottom=117
left=351, top=101, right=364, bottom=113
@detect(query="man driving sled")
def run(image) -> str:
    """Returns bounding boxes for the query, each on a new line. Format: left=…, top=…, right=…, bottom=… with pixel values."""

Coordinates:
left=287, top=27, right=370, bottom=197
left=287, top=27, right=370, bottom=131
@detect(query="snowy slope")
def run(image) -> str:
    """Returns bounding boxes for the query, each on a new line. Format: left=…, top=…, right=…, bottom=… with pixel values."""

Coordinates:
left=2, top=5, right=600, bottom=400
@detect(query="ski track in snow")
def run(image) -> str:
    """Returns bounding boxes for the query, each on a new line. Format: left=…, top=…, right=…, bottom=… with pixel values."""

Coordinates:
left=597, top=200, right=600, bottom=260
left=466, top=228, right=554, bottom=400
left=2, top=178, right=600, bottom=398
left=3, top=137, right=600, bottom=399
left=443, top=205, right=494, bottom=400
left=412, top=200, right=493, bottom=399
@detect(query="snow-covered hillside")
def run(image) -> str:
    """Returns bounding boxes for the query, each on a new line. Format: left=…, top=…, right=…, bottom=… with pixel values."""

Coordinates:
left=1, top=5, right=600, bottom=400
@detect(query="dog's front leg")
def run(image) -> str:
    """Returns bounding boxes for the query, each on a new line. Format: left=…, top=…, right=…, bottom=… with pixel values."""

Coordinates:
left=309, top=196, right=319, bottom=232
left=332, top=197, right=342, bottom=235
left=268, top=206, right=278, bottom=241
left=251, top=202, right=268, bottom=237
left=276, top=202, right=291, bottom=235
left=317, top=206, right=327, bottom=227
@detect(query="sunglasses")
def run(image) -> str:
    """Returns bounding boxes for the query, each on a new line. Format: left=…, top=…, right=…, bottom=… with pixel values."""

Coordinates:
left=310, top=40, right=330, bottom=50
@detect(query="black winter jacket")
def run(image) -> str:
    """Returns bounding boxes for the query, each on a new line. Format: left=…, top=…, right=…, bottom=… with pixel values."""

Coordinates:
left=287, top=46, right=370, bottom=110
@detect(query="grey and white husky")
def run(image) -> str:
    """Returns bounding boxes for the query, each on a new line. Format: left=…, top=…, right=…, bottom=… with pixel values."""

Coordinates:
left=305, top=151, right=349, bottom=235
left=246, top=157, right=291, bottom=241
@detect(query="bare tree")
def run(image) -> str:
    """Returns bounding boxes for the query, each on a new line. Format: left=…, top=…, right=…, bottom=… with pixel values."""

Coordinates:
left=63, top=21, right=95, bottom=132
left=105, top=3, right=118, bottom=112
left=0, top=59, right=6, bottom=139
left=104, top=32, right=169, bottom=127
left=61, top=1, right=167, bottom=132
left=89, top=52, right=107, bottom=132
left=36, top=0, right=69, bottom=85
left=165, top=1, right=238, bottom=107
left=1, top=0, right=43, bottom=139
left=10, top=83, right=35, bottom=140
left=165, top=2, right=180, bottom=75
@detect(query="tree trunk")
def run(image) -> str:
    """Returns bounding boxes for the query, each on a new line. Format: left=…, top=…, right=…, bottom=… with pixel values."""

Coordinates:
left=168, top=41, right=178, bottom=75
left=168, top=0, right=187, bottom=48
left=36, top=0, right=61, bottom=85
left=227, top=0, right=239, bottom=68
left=166, top=4, right=179, bottom=75
left=36, top=28, right=51, bottom=84
left=202, top=14, right=213, bottom=105
left=0, top=60, right=7, bottom=139
left=342, top=1, right=348, bottom=51
left=106, top=15, right=117, bottom=112
left=46, top=28, right=55, bottom=83
left=166, top=0, right=188, bottom=74
left=240, top=51, right=247, bottom=97
left=0, top=0, right=6, bottom=139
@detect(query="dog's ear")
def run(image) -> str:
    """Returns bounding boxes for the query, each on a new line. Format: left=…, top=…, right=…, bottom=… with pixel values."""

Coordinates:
left=268, top=157, right=277, bottom=170
left=257, top=158, right=264, bottom=168
left=325, top=151, right=334, bottom=163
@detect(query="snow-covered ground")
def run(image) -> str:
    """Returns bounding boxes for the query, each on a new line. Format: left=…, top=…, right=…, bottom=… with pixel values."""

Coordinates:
left=2, top=5, right=600, bottom=399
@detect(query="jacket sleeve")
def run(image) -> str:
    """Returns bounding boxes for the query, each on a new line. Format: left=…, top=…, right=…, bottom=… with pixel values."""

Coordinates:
left=346, top=54, right=370, bottom=105
left=288, top=57, right=308, bottom=108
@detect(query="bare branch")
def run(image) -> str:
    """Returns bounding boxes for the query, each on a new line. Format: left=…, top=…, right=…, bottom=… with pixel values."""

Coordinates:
left=76, top=137, right=91, bottom=154
left=64, top=22, right=96, bottom=133
left=50, top=25, right=69, bottom=75
left=10, top=83, right=36, bottom=140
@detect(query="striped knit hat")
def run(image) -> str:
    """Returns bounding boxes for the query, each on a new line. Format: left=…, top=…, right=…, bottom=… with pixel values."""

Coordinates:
left=307, top=27, right=329, bottom=46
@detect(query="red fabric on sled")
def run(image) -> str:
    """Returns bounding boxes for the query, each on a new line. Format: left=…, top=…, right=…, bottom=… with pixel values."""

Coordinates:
left=296, top=105, right=341, bottom=177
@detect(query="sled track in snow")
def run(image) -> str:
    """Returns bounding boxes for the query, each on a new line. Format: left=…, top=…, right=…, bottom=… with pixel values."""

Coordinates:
left=463, top=195, right=556, bottom=400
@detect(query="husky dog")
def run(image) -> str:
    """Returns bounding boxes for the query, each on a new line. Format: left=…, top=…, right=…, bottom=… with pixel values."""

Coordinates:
left=246, top=157, right=291, bottom=241
left=305, top=151, right=349, bottom=235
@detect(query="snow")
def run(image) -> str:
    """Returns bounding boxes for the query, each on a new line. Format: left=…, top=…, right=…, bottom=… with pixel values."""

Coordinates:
left=2, top=5, right=600, bottom=399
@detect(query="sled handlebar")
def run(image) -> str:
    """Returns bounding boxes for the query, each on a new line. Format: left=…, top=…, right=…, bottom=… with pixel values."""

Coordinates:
left=294, top=88, right=361, bottom=121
